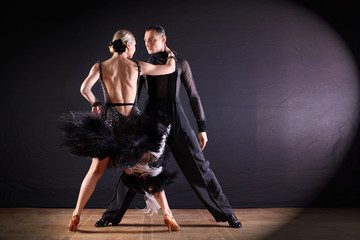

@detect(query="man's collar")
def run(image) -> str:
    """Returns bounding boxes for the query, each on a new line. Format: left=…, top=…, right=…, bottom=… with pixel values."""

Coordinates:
left=150, top=51, right=168, bottom=59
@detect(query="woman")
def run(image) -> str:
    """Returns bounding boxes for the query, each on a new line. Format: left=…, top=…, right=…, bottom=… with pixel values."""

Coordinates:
left=61, top=29, right=180, bottom=232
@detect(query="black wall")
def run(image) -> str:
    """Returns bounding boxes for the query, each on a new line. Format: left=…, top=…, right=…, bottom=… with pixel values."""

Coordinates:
left=1, top=0, right=359, bottom=212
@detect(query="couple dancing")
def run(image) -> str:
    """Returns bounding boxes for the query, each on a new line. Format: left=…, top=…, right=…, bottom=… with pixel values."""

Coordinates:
left=61, top=25, right=242, bottom=233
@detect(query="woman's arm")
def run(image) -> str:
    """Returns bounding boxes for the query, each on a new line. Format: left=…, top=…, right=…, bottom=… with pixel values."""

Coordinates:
left=139, top=47, right=176, bottom=76
left=80, top=63, right=102, bottom=115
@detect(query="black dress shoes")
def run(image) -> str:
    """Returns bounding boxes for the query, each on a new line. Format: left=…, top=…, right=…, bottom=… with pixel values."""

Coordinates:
left=95, top=218, right=118, bottom=227
left=227, top=215, right=242, bottom=228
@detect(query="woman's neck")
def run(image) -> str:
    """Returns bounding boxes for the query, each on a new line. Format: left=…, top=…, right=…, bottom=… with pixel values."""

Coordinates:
left=112, top=52, right=130, bottom=60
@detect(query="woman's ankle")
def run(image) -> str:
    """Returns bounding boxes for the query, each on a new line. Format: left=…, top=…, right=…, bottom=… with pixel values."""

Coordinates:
left=72, top=210, right=81, bottom=216
left=163, top=210, right=172, bottom=216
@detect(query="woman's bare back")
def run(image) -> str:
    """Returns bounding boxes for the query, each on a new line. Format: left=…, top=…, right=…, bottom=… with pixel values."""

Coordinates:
left=101, top=58, right=139, bottom=116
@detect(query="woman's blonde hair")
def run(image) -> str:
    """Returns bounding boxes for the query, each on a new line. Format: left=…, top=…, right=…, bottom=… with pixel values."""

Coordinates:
left=109, top=29, right=135, bottom=53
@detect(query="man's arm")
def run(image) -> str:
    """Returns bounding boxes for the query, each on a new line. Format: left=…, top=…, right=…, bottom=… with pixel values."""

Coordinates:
left=180, top=59, right=208, bottom=150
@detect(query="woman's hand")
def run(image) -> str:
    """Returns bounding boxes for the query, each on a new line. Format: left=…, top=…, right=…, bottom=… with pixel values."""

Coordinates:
left=164, top=43, right=172, bottom=54
left=91, top=106, right=102, bottom=116
left=198, top=132, right=208, bottom=150
left=139, top=43, right=176, bottom=76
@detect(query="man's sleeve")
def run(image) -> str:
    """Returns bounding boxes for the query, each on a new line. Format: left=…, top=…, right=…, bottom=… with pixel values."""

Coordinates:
left=180, top=59, right=207, bottom=132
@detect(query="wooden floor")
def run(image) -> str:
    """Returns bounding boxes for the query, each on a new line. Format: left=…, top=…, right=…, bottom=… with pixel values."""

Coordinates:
left=0, top=208, right=359, bottom=240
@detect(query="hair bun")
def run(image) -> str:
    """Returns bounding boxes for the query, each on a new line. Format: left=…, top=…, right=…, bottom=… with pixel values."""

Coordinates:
left=110, top=39, right=127, bottom=53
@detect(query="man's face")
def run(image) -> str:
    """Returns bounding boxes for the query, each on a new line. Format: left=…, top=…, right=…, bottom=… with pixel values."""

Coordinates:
left=144, top=30, right=166, bottom=54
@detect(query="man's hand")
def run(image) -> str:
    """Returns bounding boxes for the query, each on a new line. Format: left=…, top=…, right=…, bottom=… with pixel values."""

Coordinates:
left=198, top=132, right=208, bottom=150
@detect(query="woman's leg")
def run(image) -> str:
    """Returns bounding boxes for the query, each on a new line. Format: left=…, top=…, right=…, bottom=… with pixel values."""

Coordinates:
left=153, top=190, right=180, bottom=232
left=153, top=190, right=171, bottom=216
left=72, top=157, right=109, bottom=216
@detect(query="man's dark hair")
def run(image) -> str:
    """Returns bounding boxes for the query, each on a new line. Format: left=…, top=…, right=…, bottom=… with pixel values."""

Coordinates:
left=146, top=25, right=166, bottom=36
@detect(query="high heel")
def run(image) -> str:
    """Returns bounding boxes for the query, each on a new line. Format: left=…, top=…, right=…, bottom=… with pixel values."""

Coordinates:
left=164, top=214, right=180, bottom=232
left=68, top=215, right=80, bottom=232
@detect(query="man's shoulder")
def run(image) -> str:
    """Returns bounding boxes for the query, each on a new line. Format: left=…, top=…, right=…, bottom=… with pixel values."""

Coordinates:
left=176, top=57, right=186, bottom=63
left=176, top=58, right=190, bottom=69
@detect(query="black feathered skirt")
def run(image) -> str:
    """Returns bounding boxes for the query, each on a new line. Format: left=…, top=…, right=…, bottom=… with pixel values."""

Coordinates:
left=60, top=106, right=176, bottom=197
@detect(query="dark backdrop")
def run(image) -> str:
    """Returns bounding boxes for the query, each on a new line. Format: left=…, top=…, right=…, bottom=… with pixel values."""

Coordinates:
left=1, top=0, right=359, bottom=214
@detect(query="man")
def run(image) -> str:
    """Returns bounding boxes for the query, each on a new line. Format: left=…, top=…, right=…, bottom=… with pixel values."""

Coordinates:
left=95, top=25, right=241, bottom=228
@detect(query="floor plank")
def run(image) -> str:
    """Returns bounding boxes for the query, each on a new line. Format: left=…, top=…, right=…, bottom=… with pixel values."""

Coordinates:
left=0, top=208, right=359, bottom=240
